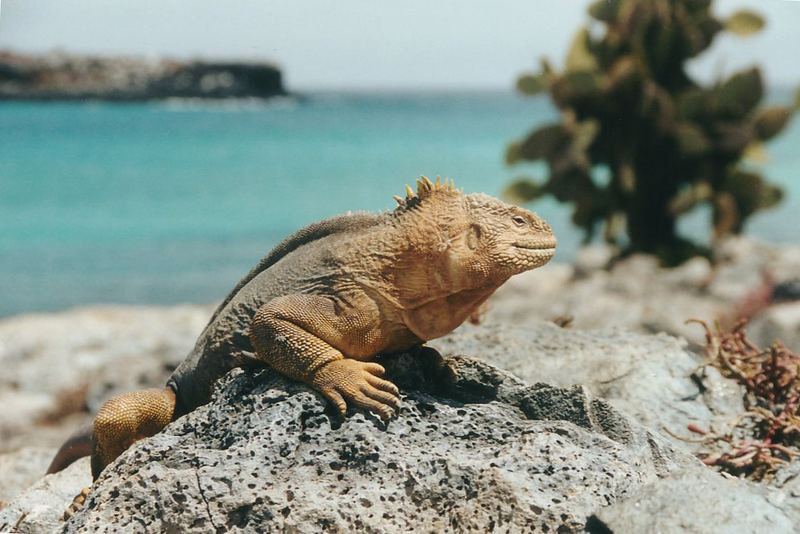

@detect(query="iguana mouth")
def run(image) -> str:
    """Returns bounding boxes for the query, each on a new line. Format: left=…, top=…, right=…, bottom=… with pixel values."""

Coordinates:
left=513, top=240, right=557, bottom=251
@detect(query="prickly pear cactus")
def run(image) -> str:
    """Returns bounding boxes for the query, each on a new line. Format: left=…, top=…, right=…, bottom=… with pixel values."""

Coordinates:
left=507, top=0, right=795, bottom=265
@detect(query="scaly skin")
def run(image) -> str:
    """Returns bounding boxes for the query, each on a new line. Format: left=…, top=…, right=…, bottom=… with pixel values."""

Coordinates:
left=54, top=177, right=556, bottom=518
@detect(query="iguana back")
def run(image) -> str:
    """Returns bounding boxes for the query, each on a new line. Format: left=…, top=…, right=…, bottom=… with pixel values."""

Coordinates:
left=206, top=211, right=380, bottom=325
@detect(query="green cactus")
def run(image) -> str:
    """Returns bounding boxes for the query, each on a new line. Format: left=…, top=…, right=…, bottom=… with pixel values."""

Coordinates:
left=507, top=0, right=795, bottom=265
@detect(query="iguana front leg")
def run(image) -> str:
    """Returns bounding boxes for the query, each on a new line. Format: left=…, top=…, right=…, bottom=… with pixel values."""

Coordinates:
left=249, top=295, right=401, bottom=420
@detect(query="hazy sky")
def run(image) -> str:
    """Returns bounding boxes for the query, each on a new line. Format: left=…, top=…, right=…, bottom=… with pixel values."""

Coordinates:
left=0, top=0, right=798, bottom=90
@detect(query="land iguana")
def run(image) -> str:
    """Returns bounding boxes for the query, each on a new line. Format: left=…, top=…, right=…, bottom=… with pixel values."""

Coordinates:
left=48, top=177, right=556, bottom=516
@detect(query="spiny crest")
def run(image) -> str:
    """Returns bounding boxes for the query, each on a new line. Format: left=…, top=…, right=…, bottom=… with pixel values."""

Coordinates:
left=393, top=176, right=459, bottom=211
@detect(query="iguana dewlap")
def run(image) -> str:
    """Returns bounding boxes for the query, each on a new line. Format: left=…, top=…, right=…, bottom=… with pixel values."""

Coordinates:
left=50, top=177, right=556, bottom=516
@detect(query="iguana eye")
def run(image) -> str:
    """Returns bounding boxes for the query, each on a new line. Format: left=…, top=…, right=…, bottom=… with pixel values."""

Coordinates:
left=512, top=215, right=526, bottom=227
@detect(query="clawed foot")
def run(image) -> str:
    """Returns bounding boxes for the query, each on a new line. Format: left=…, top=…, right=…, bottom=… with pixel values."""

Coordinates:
left=313, top=359, right=401, bottom=421
left=63, top=486, right=90, bottom=520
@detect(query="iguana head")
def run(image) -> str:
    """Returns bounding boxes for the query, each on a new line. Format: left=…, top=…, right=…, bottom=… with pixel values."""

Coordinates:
left=463, top=191, right=556, bottom=276
left=393, top=176, right=556, bottom=285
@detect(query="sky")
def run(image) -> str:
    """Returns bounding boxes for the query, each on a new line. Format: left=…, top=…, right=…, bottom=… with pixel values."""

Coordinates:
left=0, top=0, right=798, bottom=91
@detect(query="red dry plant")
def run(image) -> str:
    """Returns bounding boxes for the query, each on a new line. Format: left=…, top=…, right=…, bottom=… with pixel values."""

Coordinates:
left=681, top=318, right=800, bottom=481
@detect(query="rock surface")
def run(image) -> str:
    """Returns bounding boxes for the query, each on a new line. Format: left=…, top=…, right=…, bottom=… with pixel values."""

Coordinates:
left=431, top=323, right=743, bottom=447
left=0, top=459, right=90, bottom=534
left=588, top=468, right=795, bottom=533
left=2, top=321, right=799, bottom=531
left=2, top=238, right=800, bottom=531
left=0, top=447, right=54, bottom=504
left=487, top=237, right=800, bottom=347
left=0, top=51, right=287, bottom=101
left=2, top=350, right=793, bottom=533
left=0, top=305, right=212, bottom=455
left=59, top=353, right=697, bottom=532
left=748, top=302, right=800, bottom=353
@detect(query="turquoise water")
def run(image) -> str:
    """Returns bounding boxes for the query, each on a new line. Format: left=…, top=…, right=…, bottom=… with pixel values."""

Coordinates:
left=1, top=92, right=798, bottom=317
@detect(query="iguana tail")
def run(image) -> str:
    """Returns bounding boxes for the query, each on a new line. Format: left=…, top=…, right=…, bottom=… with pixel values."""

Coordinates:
left=46, top=387, right=177, bottom=479
left=53, top=387, right=177, bottom=520
left=89, top=387, right=176, bottom=479
left=46, top=423, right=93, bottom=474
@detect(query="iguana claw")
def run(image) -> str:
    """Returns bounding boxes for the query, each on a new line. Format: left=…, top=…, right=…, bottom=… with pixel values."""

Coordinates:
left=313, top=360, right=401, bottom=421
left=63, top=486, right=90, bottom=520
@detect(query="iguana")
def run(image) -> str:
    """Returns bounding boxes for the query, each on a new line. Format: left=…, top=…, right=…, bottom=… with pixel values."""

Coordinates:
left=48, top=177, right=556, bottom=516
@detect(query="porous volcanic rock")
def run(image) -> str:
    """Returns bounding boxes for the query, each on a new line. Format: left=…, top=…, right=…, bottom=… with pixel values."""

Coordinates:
left=488, top=238, right=800, bottom=347
left=587, top=468, right=794, bottom=533
left=748, top=302, right=800, bottom=353
left=0, top=458, right=90, bottom=534
left=0, top=447, right=56, bottom=504
left=59, top=352, right=695, bottom=533
left=431, top=322, right=744, bottom=444
left=0, top=305, right=212, bottom=456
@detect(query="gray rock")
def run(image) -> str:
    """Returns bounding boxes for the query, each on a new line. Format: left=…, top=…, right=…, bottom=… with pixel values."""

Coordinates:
left=0, top=458, right=90, bottom=534
left=773, top=278, right=800, bottom=303
left=588, top=469, right=795, bottom=534
left=748, top=302, right=800, bottom=353
left=485, top=258, right=725, bottom=344
left=573, top=244, right=616, bottom=277
left=0, top=447, right=54, bottom=504
left=4, top=322, right=800, bottom=532
left=709, top=238, right=800, bottom=303
left=660, top=256, right=713, bottom=289
left=486, top=238, right=800, bottom=346
left=432, top=323, right=741, bottom=443
left=62, top=353, right=695, bottom=533
left=0, top=305, right=211, bottom=453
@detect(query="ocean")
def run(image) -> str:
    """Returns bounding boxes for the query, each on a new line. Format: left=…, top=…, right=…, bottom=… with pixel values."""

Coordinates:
left=1, top=91, right=798, bottom=317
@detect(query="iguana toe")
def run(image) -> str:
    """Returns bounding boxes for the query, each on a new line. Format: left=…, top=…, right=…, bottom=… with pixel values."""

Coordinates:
left=63, top=486, right=90, bottom=520
left=349, top=391, right=396, bottom=421
left=313, top=360, right=401, bottom=421
left=365, top=374, right=400, bottom=397
left=319, top=387, right=348, bottom=417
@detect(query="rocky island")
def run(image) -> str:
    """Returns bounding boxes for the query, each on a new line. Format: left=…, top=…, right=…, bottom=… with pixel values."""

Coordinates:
left=0, top=51, right=288, bottom=101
